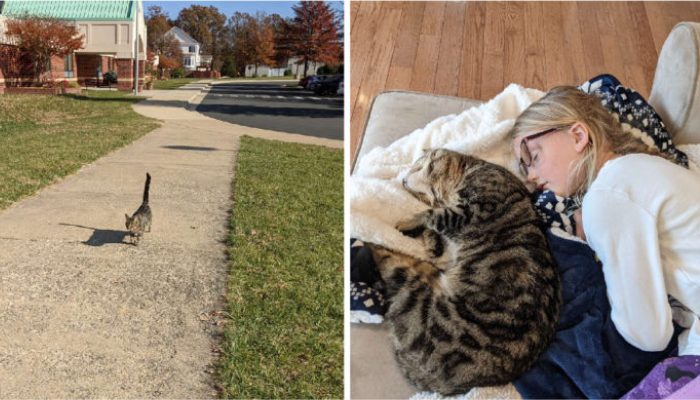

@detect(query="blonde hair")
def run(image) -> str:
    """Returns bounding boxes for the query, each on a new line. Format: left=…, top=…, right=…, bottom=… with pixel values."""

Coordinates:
left=511, top=86, right=673, bottom=200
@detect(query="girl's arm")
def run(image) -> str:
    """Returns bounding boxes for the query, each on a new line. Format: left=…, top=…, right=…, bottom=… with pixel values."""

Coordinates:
left=582, top=190, right=674, bottom=351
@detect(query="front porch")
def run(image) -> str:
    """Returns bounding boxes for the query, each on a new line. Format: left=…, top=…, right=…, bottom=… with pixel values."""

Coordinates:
left=74, top=53, right=144, bottom=91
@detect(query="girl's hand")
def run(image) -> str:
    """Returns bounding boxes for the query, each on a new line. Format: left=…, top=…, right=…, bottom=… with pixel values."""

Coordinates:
left=573, top=209, right=586, bottom=241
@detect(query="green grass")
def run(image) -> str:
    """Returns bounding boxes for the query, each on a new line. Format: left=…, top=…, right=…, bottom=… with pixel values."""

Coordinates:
left=221, top=136, right=343, bottom=399
left=0, top=91, right=160, bottom=209
left=152, top=78, right=203, bottom=90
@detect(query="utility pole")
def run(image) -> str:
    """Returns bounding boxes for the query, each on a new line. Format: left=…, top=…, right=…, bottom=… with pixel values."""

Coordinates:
left=133, top=0, right=139, bottom=95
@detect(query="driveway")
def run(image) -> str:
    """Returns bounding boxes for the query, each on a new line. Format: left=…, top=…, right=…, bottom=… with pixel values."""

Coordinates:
left=195, top=81, right=343, bottom=141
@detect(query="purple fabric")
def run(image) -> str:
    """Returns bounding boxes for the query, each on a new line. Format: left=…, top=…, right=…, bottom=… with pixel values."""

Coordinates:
left=621, top=356, right=700, bottom=399
left=665, top=376, right=700, bottom=399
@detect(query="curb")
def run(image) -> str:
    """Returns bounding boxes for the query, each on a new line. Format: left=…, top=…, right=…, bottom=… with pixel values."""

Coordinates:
left=185, top=83, right=212, bottom=111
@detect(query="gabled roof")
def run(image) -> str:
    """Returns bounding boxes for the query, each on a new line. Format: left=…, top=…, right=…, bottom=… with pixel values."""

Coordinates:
left=166, top=26, right=199, bottom=46
left=0, top=0, right=135, bottom=21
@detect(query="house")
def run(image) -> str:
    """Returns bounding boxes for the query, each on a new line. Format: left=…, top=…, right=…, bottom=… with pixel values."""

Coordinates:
left=245, top=57, right=325, bottom=79
left=165, top=26, right=211, bottom=71
left=0, top=0, right=147, bottom=90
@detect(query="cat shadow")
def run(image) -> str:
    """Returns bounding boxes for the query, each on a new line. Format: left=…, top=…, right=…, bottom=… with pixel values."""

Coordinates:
left=59, top=223, right=133, bottom=246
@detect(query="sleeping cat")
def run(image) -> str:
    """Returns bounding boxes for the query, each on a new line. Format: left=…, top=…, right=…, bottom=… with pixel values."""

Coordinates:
left=365, top=149, right=561, bottom=395
left=125, top=173, right=152, bottom=245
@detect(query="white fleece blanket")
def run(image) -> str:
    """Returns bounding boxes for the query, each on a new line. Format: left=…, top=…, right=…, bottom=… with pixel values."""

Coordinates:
left=350, top=84, right=545, bottom=260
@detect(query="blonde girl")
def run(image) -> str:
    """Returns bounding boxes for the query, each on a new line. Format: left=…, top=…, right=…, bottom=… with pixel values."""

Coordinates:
left=510, top=86, right=700, bottom=356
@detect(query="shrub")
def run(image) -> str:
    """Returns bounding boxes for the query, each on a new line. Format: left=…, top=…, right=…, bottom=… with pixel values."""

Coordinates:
left=171, top=67, right=186, bottom=79
left=284, top=69, right=293, bottom=76
left=221, top=56, right=237, bottom=78
left=103, top=70, right=118, bottom=84
left=317, top=64, right=343, bottom=75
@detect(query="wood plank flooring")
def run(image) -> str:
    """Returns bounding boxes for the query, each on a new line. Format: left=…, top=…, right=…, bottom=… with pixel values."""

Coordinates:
left=349, top=1, right=700, bottom=161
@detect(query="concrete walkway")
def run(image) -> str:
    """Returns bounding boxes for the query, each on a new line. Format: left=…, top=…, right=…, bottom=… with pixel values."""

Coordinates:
left=0, top=87, right=340, bottom=397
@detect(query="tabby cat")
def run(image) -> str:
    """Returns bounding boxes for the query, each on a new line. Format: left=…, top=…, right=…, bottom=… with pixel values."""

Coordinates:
left=365, top=149, right=561, bottom=395
left=125, top=173, right=152, bottom=245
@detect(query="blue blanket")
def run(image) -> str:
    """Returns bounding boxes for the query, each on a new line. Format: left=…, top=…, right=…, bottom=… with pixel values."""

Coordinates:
left=512, top=231, right=680, bottom=399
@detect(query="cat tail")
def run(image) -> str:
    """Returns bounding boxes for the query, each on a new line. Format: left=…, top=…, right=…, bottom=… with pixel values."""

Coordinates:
left=143, top=173, right=151, bottom=204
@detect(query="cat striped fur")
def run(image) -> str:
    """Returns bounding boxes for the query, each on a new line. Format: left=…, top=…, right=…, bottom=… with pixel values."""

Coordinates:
left=365, top=149, right=561, bottom=395
left=125, top=173, right=152, bottom=245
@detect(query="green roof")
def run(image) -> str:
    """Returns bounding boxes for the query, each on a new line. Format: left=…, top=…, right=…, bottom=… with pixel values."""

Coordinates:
left=0, top=1, right=136, bottom=21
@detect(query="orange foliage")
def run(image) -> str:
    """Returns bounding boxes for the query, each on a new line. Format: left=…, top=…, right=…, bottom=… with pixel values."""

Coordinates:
left=5, top=16, right=84, bottom=83
left=284, top=1, right=342, bottom=77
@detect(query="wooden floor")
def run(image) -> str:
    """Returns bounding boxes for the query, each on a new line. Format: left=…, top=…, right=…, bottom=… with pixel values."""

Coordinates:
left=349, top=1, right=700, bottom=161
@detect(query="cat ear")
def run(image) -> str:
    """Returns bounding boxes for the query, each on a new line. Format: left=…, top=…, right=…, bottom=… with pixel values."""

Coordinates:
left=125, top=213, right=130, bottom=221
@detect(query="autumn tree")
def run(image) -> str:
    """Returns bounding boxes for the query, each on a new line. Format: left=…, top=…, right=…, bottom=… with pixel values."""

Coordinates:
left=146, top=5, right=171, bottom=55
left=227, top=12, right=279, bottom=76
left=268, top=13, right=291, bottom=68
left=283, top=1, right=342, bottom=77
left=254, top=14, right=276, bottom=73
left=5, top=15, right=84, bottom=84
left=157, top=34, right=184, bottom=78
left=175, top=5, right=227, bottom=69
left=227, top=12, right=256, bottom=76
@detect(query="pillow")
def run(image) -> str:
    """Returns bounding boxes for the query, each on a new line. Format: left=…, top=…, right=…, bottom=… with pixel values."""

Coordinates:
left=532, top=74, right=689, bottom=234
left=580, top=74, right=688, bottom=167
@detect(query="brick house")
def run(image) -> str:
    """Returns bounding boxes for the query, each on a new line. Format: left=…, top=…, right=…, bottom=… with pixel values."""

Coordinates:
left=0, top=0, right=147, bottom=90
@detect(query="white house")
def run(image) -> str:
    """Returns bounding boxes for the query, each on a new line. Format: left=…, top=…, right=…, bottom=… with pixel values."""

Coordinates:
left=245, top=57, right=326, bottom=78
left=165, top=26, right=211, bottom=71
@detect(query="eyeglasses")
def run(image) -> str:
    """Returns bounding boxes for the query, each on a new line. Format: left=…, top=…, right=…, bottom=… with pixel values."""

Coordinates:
left=518, top=127, right=566, bottom=176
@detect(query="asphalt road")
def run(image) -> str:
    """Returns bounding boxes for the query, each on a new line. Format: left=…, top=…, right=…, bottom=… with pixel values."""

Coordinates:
left=195, top=81, right=343, bottom=141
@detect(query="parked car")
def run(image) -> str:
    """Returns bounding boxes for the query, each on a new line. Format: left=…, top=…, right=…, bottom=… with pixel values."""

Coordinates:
left=314, top=75, right=343, bottom=95
left=306, top=75, right=329, bottom=91
left=298, top=76, right=311, bottom=87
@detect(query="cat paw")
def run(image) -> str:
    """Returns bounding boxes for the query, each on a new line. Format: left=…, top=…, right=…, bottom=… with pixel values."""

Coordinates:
left=396, top=217, right=426, bottom=237
left=425, top=230, right=445, bottom=258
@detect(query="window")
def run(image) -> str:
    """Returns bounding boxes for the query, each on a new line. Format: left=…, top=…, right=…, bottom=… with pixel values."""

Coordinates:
left=184, top=57, right=191, bottom=66
left=64, top=55, right=73, bottom=78
left=189, top=45, right=196, bottom=53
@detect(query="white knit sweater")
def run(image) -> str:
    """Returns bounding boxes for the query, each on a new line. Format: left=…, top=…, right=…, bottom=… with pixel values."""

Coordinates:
left=583, top=153, right=700, bottom=355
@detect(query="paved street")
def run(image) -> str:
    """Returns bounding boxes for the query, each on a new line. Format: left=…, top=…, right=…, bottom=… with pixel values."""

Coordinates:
left=195, top=80, right=343, bottom=141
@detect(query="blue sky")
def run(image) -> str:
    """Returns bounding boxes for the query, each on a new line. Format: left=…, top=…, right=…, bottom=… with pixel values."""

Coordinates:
left=144, top=1, right=344, bottom=21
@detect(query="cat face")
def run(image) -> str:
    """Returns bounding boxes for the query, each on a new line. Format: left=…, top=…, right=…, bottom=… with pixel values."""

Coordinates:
left=402, top=149, right=477, bottom=207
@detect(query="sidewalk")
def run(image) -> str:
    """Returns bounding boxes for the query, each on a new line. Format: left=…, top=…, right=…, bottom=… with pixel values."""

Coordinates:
left=0, top=88, right=338, bottom=397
